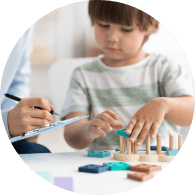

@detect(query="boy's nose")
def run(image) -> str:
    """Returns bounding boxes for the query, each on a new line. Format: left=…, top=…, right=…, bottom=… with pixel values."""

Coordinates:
left=107, top=29, right=119, bottom=43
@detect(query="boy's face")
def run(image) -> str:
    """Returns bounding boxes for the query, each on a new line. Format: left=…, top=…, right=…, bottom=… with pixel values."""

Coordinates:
left=93, top=20, right=150, bottom=65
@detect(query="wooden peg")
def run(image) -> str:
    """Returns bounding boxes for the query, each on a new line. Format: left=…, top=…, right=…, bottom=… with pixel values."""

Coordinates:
left=146, top=134, right=150, bottom=155
left=169, top=134, right=171, bottom=149
left=170, top=135, right=174, bottom=151
left=178, top=135, right=182, bottom=150
left=120, top=136, right=126, bottom=153
left=157, top=134, right=161, bottom=155
left=134, top=140, right=138, bottom=154
left=131, top=142, right=134, bottom=153
left=127, top=139, right=131, bottom=154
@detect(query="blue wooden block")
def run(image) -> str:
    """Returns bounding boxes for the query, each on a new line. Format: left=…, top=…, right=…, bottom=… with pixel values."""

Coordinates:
left=88, top=150, right=111, bottom=158
left=115, top=148, right=145, bottom=152
left=166, top=148, right=179, bottom=156
left=78, top=164, right=110, bottom=173
left=117, top=129, right=140, bottom=138
left=151, top=146, right=168, bottom=151
left=103, top=162, right=131, bottom=171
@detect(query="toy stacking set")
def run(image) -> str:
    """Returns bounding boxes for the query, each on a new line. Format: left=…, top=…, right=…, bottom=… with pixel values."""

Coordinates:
left=78, top=129, right=182, bottom=182
left=114, top=129, right=182, bottom=162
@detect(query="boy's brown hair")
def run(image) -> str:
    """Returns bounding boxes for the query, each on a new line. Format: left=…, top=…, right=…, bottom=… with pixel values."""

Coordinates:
left=88, top=0, right=159, bottom=34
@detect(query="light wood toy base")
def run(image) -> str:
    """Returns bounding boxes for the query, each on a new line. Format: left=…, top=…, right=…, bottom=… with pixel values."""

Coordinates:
left=114, top=151, right=174, bottom=162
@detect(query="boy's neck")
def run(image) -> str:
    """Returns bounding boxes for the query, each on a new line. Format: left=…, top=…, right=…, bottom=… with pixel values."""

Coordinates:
left=101, top=50, right=149, bottom=68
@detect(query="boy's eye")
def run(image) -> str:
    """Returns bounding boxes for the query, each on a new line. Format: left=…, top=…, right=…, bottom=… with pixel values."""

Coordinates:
left=121, top=28, right=133, bottom=32
left=99, top=23, right=109, bottom=28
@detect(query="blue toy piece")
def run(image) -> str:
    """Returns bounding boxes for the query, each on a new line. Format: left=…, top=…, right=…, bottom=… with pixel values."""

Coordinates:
left=103, top=162, right=131, bottom=171
left=78, top=164, right=110, bottom=173
left=115, top=148, right=145, bottom=152
left=88, top=150, right=111, bottom=158
left=166, top=148, right=179, bottom=156
left=150, top=146, right=168, bottom=151
left=117, top=129, right=140, bottom=139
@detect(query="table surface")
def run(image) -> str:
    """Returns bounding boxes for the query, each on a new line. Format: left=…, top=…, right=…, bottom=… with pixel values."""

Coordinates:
left=20, top=150, right=170, bottom=194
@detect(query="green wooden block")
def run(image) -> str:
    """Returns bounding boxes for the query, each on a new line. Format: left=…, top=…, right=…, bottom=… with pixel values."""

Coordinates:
left=36, top=172, right=53, bottom=183
left=117, top=129, right=140, bottom=138
left=103, top=162, right=131, bottom=171
left=88, top=150, right=111, bottom=158
left=166, top=148, right=179, bottom=156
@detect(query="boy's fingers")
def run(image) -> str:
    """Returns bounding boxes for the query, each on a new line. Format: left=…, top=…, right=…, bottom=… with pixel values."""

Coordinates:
left=92, top=118, right=113, bottom=133
left=126, top=118, right=137, bottom=135
left=92, top=126, right=107, bottom=137
left=136, top=123, right=152, bottom=146
left=103, top=110, right=119, bottom=120
left=111, top=123, right=124, bottom=129
left=129, top=121, right=144, bottom=143
left=97, top=112, right=119, bottom=126
left=150, top=122, right=160, bottom=139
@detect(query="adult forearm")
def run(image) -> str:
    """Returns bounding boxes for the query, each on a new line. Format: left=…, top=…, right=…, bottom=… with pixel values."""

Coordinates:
left=64, top=121, right=96, bottom=149
left=164, top=96, right=194, bottom=126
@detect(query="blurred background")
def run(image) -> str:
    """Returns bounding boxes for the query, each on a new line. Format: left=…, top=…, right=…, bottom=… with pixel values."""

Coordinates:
left=26, top=1, right=193, bottom=152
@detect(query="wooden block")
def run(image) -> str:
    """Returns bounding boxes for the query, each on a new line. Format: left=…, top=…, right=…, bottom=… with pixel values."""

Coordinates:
left=88, top=150, right=111, bottom=158
left=178, top=135, right=182, bottom=150
left=157, top=134, right=161, bottom=155
left=127, top=172, right=154, bottom=182
left=103, top=162, right=131, bottom=171
left=166, top=148, right=179, bottom=156
left=146, top=134, right=150, bottom=155
left=130, top=164, right=162, bottom=173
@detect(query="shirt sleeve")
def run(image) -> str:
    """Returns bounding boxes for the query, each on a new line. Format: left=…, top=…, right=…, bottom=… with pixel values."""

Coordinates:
left=61, top=68, right=90, bottom=120
left=0, top=27, right=34, bottom=137
left=158, top=56, right=195, bottom=98
left=0, top=27, right=33, bottom=111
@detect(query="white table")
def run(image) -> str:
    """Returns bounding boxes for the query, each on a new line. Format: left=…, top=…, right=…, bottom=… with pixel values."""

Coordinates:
left=20, top=151, right=170, bottom=195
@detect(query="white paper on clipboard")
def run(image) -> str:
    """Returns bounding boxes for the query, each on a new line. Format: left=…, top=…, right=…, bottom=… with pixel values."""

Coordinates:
left=10, top=115, right=89, bottom=143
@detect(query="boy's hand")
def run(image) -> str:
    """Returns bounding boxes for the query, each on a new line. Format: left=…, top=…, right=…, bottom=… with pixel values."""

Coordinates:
left=8, top=97, right=54, bottom=137
left=86, top=110, right=124, bottom=139
left=126, top=98, right=168, bottom=146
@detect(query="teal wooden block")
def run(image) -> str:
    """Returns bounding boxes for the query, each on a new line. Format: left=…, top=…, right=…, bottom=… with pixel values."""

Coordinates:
left=166, top=148, right=179, bottom=156
left=117, top=129, right=140, bottom=138
left=103, top=162, right=131, bottom=171
left=88, top=150, right=111, bottom=158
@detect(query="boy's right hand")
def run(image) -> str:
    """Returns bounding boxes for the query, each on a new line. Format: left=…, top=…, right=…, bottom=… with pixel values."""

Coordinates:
left=8, top=97, right=54, bottom=137
left=86, top=110, right=124, bottom=139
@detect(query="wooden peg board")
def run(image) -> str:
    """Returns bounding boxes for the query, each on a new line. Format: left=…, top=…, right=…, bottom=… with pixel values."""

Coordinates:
left=114, top=150, right=174, bottom=162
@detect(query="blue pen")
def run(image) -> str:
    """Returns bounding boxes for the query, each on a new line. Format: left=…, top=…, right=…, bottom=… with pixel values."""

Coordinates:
left=4, top=93, right=60, bottom=116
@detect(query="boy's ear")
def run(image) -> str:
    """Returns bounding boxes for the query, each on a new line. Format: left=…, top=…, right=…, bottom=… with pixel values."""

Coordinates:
left=140, top=26, right=158, bottom=35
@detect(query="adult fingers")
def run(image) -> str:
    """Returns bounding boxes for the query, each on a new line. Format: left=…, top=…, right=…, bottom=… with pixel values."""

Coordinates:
left=25, top=97, right=52, bottom=112
left=29, top=109, right=53, bottom=121
left=29, top=118, right=50, bottom=127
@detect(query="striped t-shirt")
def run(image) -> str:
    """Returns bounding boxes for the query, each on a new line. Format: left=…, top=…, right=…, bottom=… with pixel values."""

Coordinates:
left=61, top=53, right=194, bottom=149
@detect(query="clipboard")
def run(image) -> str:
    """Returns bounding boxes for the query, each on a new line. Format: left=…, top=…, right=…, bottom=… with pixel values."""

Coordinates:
left=10, top=115, right=89, bottom=143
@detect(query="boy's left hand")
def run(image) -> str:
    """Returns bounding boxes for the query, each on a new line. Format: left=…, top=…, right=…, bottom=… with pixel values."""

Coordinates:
left=126, top=98, right=168, bottom=146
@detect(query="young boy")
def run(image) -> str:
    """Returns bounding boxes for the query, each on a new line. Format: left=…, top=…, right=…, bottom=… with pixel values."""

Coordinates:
left=61, top=0, right=194, bottom=150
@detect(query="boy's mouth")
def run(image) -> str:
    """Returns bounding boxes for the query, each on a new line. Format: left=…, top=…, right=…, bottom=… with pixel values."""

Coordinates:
left=108, top=48, right=119, bottom=52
